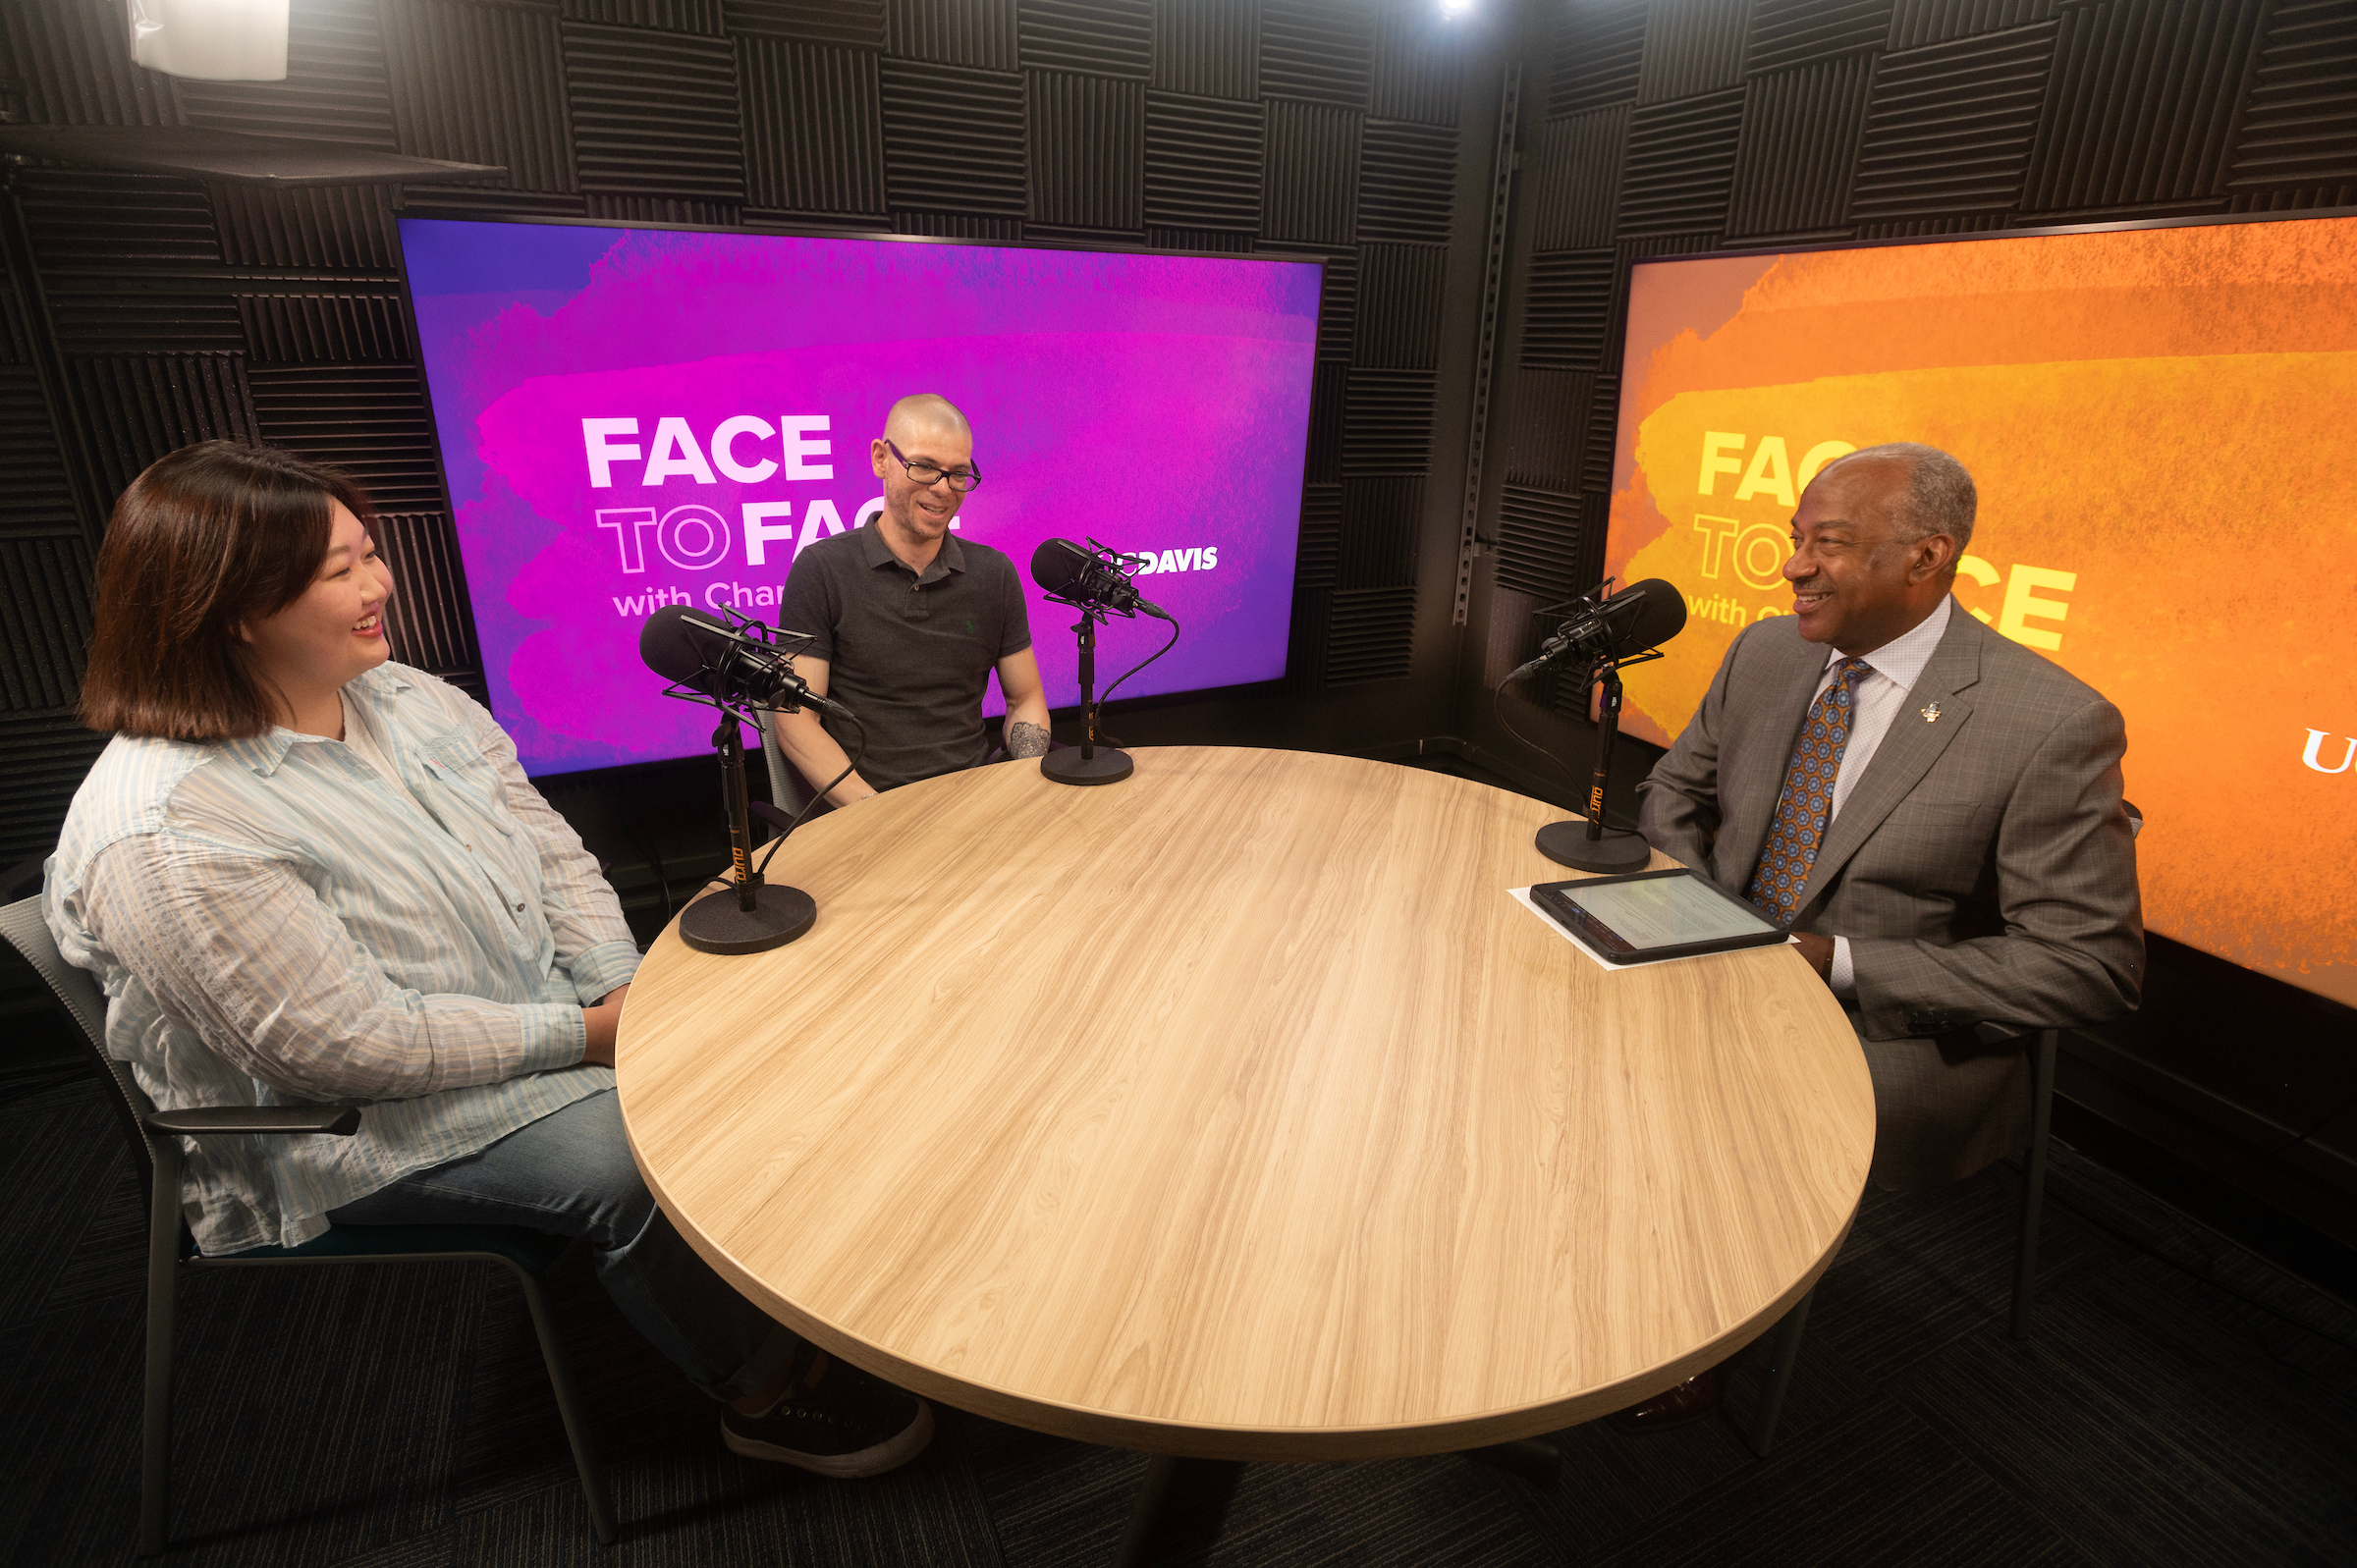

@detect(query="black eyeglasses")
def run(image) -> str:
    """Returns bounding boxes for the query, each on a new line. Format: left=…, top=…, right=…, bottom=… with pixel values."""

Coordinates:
left=884, top=439, right=982, bottom=492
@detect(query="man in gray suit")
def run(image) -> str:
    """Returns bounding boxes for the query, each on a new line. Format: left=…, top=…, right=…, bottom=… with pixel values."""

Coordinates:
left=1614, top=443, right=2142, bottom=1428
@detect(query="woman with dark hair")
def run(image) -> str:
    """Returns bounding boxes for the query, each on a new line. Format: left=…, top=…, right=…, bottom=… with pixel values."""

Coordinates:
left=46, top=441, right=929, bottom=1477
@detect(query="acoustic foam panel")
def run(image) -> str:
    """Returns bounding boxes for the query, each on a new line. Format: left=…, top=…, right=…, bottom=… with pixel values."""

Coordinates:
left=2227, top=0, right=2357, bottom=196
left=1352, top=241, right=1447, bottom=370
left=211, top=185, right=399, bottom=271
left=1356, top=119, right=1457, bottom=243
left=376, top=512, right=482, bottom=676
left=1551, top=0, right=1648, bottom=115
left=1502, top=367, right=1593, bottom=493
left=1745, top=0, right=1894, bottom=78
left=564, top=0, right=724, bottom=34
left=1341, top=367, right=1435, bottom=476
left=879, top=59, right=1027, bottom=214
left=1294, top=481, right=1341, bottom=589
left=1154, top=0, right=1257, bottom=99
left=1144, top=91, right=1265, bottom=230
left=1371, top=11, right=1462, bottom=127
left=1848, top=21, right=2058, bottom=221
left=1517, top=248, right=1616, bottom=372
left=886, top=0, right=1016, bottom=69
left=1337, top=474, right=1423, bottom=589
left=1259, top=0, right=1373, bottom=109
left=564, top=21, right=746, bottom=198
left=1528, top=106, right=1631, bottom=252
left=380, top=0, right=576, bottom=191
left=1726, top=52, right=1876, bottom=237
left=1494, top=482, right=1587, bottom=603
left=67, top=354, right=257, bottom=511
left=1323, top=585, right=1416, bottom=684
left=2022, top=0, right=2267, bottom=213
left=1888, top=0, right=2059, bottom=51
left=727, top=0, right=884, bottom=49
left=0, top=535, right=94, bottom=712
left=236, top=294, right=412, bottom=365
left=1262, top=99, right=1361, bottom=243
left=740, top=36, right=888, bottom=215
left=1017, top=0, right=1151, bottom=79
left=1636, top=0, right=1751, bottom=106
left=1617, top=86, right=1746, bottom=234
left=1027, top=71, right=1145, bottom=229
left=247, top=364, right=442, bottom=509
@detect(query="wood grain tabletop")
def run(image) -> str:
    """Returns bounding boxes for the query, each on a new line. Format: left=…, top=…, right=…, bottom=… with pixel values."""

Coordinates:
left=617, top=746, right=1874, bottom=1461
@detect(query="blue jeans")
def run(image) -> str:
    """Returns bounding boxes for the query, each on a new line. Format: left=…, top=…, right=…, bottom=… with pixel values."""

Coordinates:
left=328, top=1088, right=800, bottom=1397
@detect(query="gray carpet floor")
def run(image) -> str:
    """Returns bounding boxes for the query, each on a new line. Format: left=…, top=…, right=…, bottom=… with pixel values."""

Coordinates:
left=4, top=1066, right=2352, bottom=1567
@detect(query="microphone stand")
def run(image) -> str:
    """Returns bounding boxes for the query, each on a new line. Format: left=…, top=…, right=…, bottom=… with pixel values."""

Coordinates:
left=674, top=697, right=829, bottom=952
left=678, top=712, right=817, bottom=954
left=1535, top=650, right=1659, bottom=873
left=1042, top=602, right=1134, bottom=785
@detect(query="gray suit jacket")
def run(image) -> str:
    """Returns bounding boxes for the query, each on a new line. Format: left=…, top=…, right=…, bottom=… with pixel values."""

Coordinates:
left=1637, top=600, right=2143, bottom=1045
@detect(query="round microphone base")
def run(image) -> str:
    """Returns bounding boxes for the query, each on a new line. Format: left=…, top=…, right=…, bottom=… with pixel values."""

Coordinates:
left=1535, top=821, right=1653, bottom=873
left=679, top=881, right=816, bottom=954
left=1042, top=746, right=1134, bottom=786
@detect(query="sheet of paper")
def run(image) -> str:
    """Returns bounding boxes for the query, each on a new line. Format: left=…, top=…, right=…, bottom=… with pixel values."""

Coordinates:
left=1508, top=887, right=1797, bottom=972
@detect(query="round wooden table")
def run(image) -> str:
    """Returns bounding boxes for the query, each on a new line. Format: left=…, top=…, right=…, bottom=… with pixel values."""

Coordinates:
left=618, top=747, right=1873, bottom=1555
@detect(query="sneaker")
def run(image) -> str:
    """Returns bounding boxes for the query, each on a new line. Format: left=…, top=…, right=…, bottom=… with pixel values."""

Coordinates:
left=722, top=1358, right=935, bottom=1479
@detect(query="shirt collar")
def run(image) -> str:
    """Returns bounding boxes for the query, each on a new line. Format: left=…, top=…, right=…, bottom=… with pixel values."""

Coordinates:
left=1828, top=594, right=1951, bottom=694
left=219, top=666, right=415, bottom=777
left=856, top=517, right=964, bottom=579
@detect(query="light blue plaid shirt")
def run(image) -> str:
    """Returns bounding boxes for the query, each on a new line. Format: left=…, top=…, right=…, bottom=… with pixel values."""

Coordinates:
left=45, top=663, right=638, bottom=1255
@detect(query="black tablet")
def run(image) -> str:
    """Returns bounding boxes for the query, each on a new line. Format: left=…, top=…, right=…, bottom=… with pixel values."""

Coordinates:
left=1530, top=868, right=1789, bottom=965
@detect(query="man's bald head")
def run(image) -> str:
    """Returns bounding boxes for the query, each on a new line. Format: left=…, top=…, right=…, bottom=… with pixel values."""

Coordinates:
left=871, top=394, right=976, bottom=559
left=884, top=394, right=971, bottom=445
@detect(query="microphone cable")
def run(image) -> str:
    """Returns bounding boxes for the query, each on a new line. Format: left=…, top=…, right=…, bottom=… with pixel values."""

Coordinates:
left=1491, top=671, right=1648, bottom=837
left=1094, top=610, right=1181, bottom=713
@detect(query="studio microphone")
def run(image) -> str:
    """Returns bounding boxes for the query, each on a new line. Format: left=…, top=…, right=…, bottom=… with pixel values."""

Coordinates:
left=1030, top=537, right=1170, bottom=620
left=1504, top=577, right=1687, bottom=686
left=639, top=605, right=851, bottom=719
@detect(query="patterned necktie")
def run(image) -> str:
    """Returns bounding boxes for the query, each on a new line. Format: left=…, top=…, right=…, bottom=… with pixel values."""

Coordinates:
left=1746, top=657, right=1872, bottom=924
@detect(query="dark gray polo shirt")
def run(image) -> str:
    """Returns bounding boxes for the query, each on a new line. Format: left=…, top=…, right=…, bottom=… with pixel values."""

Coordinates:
left=778, top=520, right=1032, bottom=792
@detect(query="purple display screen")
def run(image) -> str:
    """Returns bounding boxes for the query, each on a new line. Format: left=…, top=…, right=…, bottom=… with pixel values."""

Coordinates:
left=399, top=219, right=1322, bottom=777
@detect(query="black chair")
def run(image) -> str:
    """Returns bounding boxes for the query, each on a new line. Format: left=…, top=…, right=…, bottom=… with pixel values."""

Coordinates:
left=751, top=705, right=830, bottom=837
left=2001, top=796, right=2142, bottom=1341
left=0, top=879, right=617, bottom=1556
left=1727, top=798, right=2143, bottom=1455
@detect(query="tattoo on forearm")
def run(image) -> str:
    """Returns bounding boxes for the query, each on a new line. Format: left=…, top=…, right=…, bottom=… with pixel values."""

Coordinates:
left=1006, top=721, right=1052, bottom=759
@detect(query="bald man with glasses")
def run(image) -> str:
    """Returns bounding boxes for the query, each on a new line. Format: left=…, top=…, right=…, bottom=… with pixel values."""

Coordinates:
left=775, top=394, right=1052, bottom=804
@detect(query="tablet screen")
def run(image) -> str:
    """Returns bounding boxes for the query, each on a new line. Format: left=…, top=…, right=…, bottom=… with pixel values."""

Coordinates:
left=1563, top=875, right=1780, bottom=952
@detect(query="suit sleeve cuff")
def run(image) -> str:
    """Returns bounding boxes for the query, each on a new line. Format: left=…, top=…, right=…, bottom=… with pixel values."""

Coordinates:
left=1830, top=936, right=1856, bottom=1000
left=568, top=941, right=642, bottom=1005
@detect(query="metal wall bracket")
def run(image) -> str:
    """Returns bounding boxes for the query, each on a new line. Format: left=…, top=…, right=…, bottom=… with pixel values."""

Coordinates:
left=1453, top=61, right=1522, bottom=626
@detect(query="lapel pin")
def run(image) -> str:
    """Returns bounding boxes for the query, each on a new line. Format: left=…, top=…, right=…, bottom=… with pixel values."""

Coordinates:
left=1921, top=702, right=1942, bottom=723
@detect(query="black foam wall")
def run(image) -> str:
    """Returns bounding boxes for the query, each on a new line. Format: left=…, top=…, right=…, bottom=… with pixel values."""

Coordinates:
left=0, top=0, right=1507, bottom=878
left=1454, top=0, right=2357, bottom=1249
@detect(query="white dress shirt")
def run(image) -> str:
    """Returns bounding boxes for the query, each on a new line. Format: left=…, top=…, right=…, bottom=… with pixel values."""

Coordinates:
left=1807, top=596, right=1951, bottom=999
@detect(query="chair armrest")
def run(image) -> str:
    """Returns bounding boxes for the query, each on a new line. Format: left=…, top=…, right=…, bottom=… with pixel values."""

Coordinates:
left=142, top=1106, right=363, bottom=1137
left=749, top=800, right=795, bottom=833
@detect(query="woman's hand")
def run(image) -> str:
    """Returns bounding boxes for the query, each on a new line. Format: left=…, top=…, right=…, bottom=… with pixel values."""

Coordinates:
left=579, top=983, right=631, bottom=1067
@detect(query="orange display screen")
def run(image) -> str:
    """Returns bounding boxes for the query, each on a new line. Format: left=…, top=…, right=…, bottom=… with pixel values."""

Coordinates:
left=1600, top=216, right=2357, bottom=1009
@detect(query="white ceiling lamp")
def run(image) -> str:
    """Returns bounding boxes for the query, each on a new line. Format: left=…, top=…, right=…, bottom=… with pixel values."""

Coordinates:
left=129, top=0, right=290, bottom=81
